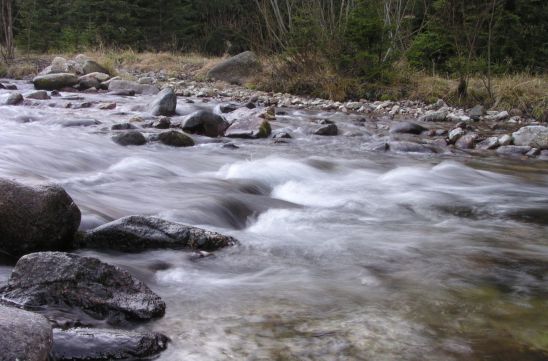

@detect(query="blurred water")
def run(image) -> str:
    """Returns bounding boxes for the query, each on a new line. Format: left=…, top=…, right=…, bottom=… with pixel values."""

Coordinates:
left=1, top=82, right=547, bottom=360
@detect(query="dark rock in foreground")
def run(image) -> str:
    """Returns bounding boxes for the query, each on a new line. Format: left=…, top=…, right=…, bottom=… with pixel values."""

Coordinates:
left=314, top=124, right=338, bottom=136
left=0, top=179, right=81, bottom=258
left=0, top=305, right=53, bottom=361
left=52, top=328, right=168, bottom=361
left=149, top=87, right=177, bottom=116
left=80, top=215, right=239, bottom=252
left=182, top=110, right=229, bottom=137
left=389, top=122, right=426, bottom=135
left=112, top=131, right=147, bottom=146
left=0, top=252, right=166, bottom=324
left=158, top=130, right=195, bottom=147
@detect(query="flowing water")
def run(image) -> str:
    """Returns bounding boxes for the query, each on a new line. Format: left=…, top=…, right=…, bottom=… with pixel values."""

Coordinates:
left=1, top=81, right=547, bottom=360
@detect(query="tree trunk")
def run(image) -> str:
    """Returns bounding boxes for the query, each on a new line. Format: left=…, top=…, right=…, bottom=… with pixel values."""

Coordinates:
left=0, top=0, right=14, bottom=63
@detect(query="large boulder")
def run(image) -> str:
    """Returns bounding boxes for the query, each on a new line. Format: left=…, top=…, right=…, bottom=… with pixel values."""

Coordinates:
left=83, top=60, right=110, bottom=75
left=224, top=107, right=273, bottom=139
left=512, top=126, right=548, bottom=149
left=0, top=252, right=166, bottom=323
left=182, top=110, right=230, bottom=137
left=149, top=87, right=177, bottom=116
left=0, top=305, right=53, bottom=361
left=108, top=80, right=159, bottom=95
left=79, top=215, right=239, bottom=252
left=33, top=73, right=79, bottom=90
left=0, top=179, right=81, bottom=258
left=206, top=51, right=262, bottom=85
left=52, top=328, right=168, bottom=361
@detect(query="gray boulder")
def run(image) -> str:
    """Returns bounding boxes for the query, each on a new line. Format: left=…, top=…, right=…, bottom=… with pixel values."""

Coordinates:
left=206, top=51, right=262, bottom=85
left=149, top=87, right=177, bottom=116
left=476, top=137, right=499, bottom=150
left=108, top=80, right=159, bottom=95
left=80, top=215, right=239, bottom=252
left=0, top=179, right=81, bottom=258
left=455, top=133, right=479, bottom=149
left=33, top=73, right=79, bottom=90
left=52, top=328, right=168, bottom=361
left=0, top=252, right=166, bottom=323
left=512, top=126, right=548, bottom=149
left=469, top=105, right=485, bottom=120
left=0, top=305, right=52, bottom=361
left=224, top=107, right=273, bottom=138
left=389, top=141, right=436, bottom=154
left=182, top=110, right=230, bottom=137
left=0, top=91, right=23, bottom=105
left=314, top=124, right=338, bottom=136
left=389, top=122, right=426, bottom=135
left=112, top=131, right=147, bottom=146
left=496, top=145, right=532, bottom=156
left=158, top=130, right=195, bottom=147
left=26, top=90, right=51, bottom=100
left=83, top=60, right=110, bottom=75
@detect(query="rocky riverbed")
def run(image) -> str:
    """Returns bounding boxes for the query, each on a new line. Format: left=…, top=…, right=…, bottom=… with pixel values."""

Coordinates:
left=0, top=55, right=547, bottom=361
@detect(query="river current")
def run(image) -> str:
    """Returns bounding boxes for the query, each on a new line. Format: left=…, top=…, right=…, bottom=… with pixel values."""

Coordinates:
left=1, top=81, right=547, bottom=360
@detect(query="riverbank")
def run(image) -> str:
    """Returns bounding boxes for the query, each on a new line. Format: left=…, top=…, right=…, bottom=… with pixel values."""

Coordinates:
left=1, top=50, right=547, bottom=121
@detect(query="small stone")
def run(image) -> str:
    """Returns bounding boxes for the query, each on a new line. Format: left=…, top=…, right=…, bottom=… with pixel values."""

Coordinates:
left=448, top=128, right=465, bottom=143
left=26, top=90, right=50, bottom=100
left=98, top=102, right=116, bottom=110
left=112, top=131, right=147, bottom=146
left=455, top=133, right=479, bottom=149
left=476, top=137, right=499, bottom=150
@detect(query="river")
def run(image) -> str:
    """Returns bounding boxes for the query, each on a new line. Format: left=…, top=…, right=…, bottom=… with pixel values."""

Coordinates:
left=1, top=81, right=547, bottom=360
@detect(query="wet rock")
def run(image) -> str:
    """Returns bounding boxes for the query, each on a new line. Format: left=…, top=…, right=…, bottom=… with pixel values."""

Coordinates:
left=148, top=87, right=177, bottom=116
left=61, top=119, right=101, bottom=127
left=226, top=118, right=272, bottom=139
left=0, top=91, right=23, bottom=105
left=52, top=328, right=168, bottom=361
left=4, top=83, right=17, bottom=90
left=0, top=305, right=52, bottom=361
left=222, top=143, right=239, bottom=149
left=272, top=131, right=292, bottom=139
left=108, top=80, right=159, bottom=95
left=469, top=105, right=485, bottom=120
left=98, top=102, right=116, bottom=110
left=455, top=133, right=479, bottom=149
left=26, top=90, right=50, bottom=100
left=112, top=131, right=147, bottom=146
left=111, top=123, right=137, bottom=130
left=389, top=141, right=436, bottom=154
left=182, top=110, right=230, bottom=137
left=512, top=126, right=548, bottom=149
left=476, top=137, right=499, bottom=150
left=419, top=109, right=448, bottom=122
left=526, top=148, right=540, bottom=157
left=206, top=51, right=261, bottom=85
left=145, top=116, right=171, bottom=129
left=314, top=123, right=338, bottom=136
left=0, top=252, right=166, bottom=323
left=364, top=141, right=389, bottom=152
left=219, top=103, right=239, bottom=113
left=158, top=130, right=195, bottom=147
left=80, top=215, right=239, bottom=252
left=107, top=89, right=136, bottom=96
left=33, top=73, right=79, bottom=90
left=82, top=60, right=109, bottom=75
left=389, top=122, right=426, bottom=135
left=496, top=145, right=532, bottom=156
left=448, top=128, right=465, bottom=143
left=0, top=179, right=81, bottom=258
left=499, top=134, right=513, bottom=146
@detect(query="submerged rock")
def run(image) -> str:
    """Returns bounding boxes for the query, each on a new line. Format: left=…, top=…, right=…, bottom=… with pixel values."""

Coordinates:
left=314, top=123, right=338, bottom=136
left=206, top=51, right=262, bottom=85
left=0, top=179, right=81, bottom=258
left=182, top=110, right=230, bottom=137
left=0, top=252, right=166, bottom=323
left=0, top=305, right=52, bottom=361
left=33, top=73, right=79, bottom=90
left=80, top=215, right=239, bottom=252
left=148, top=87, right=177, bottom=116
left=389, top=122, right=426, bottom=135
left=52, top=328, right=168, bottom=361
left=112, top=131, right=147, bottom=146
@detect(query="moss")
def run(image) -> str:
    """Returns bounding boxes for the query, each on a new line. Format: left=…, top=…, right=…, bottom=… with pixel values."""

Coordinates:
left=257, top=120, right=272, bottom=138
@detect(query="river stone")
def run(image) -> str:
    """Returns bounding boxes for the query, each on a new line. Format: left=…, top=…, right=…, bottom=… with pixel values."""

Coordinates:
left=158, top=130, right=195, bottom=147
left=455, top=133, right=479, bottom=149
left=419, top=109, right=448, bottom=122
left=149, top=87, right=177, bottom=116
left=83, top=60, right=109, bottom=75
left=77, top=74, right=100, bottom=90
left=0, top=179, right=81, bottom=258
left=496, top=145, right=532, bottom=156
left=26, top=90, right=51, bottom=100
left=0, top=305, right=53, bottom=361
left=499, top=134, right=513, bottom=146
left=80, top=215, right=239, bottom=252
left=112, top=131, right=147, bottom=146
left=206, top=51, right=262, bottom=85
left=182, top=110, right=230, bottom=137
left=226, top=118, right=272, bottom=139
left=314, top=123, right=338, bottom=136
left=108, top=80, right=159, bottom=95
left=389, top=141, right=436, bottom=154
left=0, top=252, right=166, bottom=322
left=33, top=73, right=79, bottom=90
left=111, top=123, right=137, bottom=130
left=469, top=105, right=485, bottom=120
left=512, top=126, right=548, bottom=149
left=448, top=128, right=465, bottom=143
left=0, top=91, right=23, bottom=105
left=389, top=122, right=426, bottom=135
left=52, top=328, right=168, bottom=361
left=476, top=136, right=499, bottom=150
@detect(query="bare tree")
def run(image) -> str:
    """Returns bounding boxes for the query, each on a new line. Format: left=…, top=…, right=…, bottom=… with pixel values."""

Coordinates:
left=0, top=0, right=14, bottom=63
